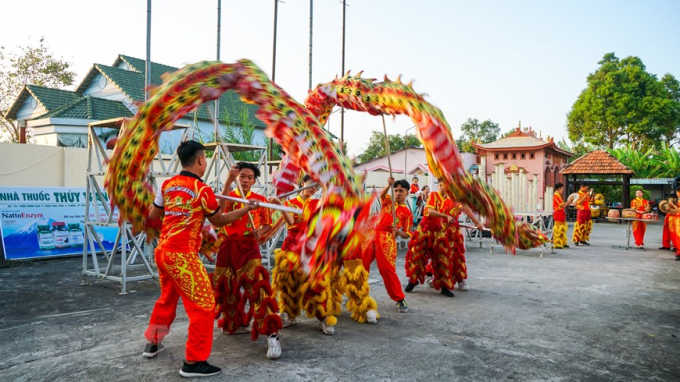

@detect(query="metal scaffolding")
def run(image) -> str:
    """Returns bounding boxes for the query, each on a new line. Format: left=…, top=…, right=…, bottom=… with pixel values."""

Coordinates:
left=80, top=117, right=189, bottom=294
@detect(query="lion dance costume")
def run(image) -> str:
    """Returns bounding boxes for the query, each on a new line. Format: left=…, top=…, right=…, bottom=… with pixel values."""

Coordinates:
left=271, top=195, right=343, bottom=332
left=214, top=189, right=282, bottom=341
left=552, top=190, right=568, bottom=248
left=572, top=190, right=592, bottom=244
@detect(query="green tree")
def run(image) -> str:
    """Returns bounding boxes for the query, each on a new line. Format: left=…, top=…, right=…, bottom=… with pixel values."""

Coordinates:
left=0, top=37, right=76, bottom=142
left=657, top=74, right=680, bottom=147
left=608, top=146, right=660, bottom=178
left=653, top=144, right=680, bottom=178
left=456, top=118, right=500, bottom=153
left=557, top=138, right=594, bottom=162
left=567, top=53, right=667, bottom=150
left=357, top=130, right=422, bottom=164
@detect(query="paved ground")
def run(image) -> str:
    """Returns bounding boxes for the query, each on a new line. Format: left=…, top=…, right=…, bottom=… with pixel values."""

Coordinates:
left=1, top=221, right=679, bottom=381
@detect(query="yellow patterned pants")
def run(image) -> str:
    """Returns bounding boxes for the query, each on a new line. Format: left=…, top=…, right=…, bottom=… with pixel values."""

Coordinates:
left=572, top=210, right=592, bottom=243
left=553, top=221, right=568, bottom=248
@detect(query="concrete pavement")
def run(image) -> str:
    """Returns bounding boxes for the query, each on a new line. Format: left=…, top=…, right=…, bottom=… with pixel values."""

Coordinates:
left=0, top=221, right=678, bottom=381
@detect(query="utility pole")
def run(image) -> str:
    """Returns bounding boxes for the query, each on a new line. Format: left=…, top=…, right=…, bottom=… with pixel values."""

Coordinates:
left=308, top=0, right=314, bottom=90
left=269, top=0, right=280, bottom=160
left=215, top=0, right=221, bottom=140
left=145, top=0, right=151, bottom=101
left=340, top=0, right=347, bottom=152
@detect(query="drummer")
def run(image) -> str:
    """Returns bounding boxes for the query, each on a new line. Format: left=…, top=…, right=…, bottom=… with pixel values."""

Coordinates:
left=572, top=184, right=593, bottom=246
left=630, top=189, right=651, bottom=249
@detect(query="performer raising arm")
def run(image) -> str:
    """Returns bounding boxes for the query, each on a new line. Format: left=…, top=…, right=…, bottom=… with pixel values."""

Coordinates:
left=630, top=189, right=651, bottom=249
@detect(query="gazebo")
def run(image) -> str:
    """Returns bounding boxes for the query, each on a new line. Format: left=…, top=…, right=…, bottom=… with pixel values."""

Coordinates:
left=560, top=149, right=635, bottom=208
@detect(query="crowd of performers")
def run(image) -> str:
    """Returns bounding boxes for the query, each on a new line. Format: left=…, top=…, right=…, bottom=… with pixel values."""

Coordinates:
left=140, top=140, right=490, bottom=377
left=552, top=182, right=680, bottom=256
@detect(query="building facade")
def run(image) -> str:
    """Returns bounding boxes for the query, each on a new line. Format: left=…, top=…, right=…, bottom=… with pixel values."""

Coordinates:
left=472, top=127, right=573, bottom=194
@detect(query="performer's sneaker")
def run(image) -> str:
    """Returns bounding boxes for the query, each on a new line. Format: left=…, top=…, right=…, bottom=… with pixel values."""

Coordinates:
left=581, top=241, right=591, bottom=246
left=280, top=312, right=296, bottom=328
left=179, top=361, right=221, bottom=378
left=267, top=334, right=282, bottom=359
left=396, top=300, right=409, bottom=313
left=564, top=245, right=570, bottom=248
left=458, top=280, right=469, bottom=291
left=658, top=246, right=671, bottom=251
left=142, top=342, right=165, bottom=358
left=404, top=282, right=418, bottom=292
left=441, top=288, right=455, bottom=298
left=319, top=318, right=335, bottom=335
left=426, top=276, right=434, bottom=288
left=574, top=242, right=580, bottom=246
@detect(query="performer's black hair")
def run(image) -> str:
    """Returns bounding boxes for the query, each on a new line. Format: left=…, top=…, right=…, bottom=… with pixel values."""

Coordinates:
left=393, top=180, right=410, bottom=190
left=237, top=162, right=261, bottom=178
left=177, top=140, right=206, bottom=167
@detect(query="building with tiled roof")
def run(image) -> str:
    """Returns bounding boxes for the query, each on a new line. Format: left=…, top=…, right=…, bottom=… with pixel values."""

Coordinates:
left=560, top=149, right=635, bottom=208
left=4, top=54, right=266, bottom=149
left=472, top=126, right=573, bottom=194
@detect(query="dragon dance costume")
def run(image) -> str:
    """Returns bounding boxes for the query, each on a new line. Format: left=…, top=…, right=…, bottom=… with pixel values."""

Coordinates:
left=144, top=171, right=219, bottom=362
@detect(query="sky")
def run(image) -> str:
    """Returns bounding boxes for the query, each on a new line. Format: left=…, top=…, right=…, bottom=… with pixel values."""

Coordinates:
left=2, top=0, right=679, bottom=157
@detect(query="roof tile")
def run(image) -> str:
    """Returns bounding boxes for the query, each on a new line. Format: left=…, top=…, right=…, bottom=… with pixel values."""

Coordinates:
left=560, top=150, right=634, bottom=175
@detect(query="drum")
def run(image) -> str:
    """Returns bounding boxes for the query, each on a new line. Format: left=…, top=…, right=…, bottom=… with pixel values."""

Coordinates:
left=607, top=209, right=620, bottom=221
left=567, top=193, right=579, bottom=205
left=642, top=213, right=658, bottom=221
left=622, top=208, right=637, bottom=218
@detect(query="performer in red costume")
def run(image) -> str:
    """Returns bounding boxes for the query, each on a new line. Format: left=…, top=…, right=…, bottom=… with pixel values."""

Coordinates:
left=667, top=187, right=680, bottom=260
left=214, top=162, right=282, bottom=360
left=440, top=196, right=483, bottom=292
left=144, top=141, right=258, bottom=378
left=572, top=184, right=592, bottom=246
left=361, top=177, right=412, bottom=312
left=630, top=189, right=651, bottom=249
left=272, top=175, right=342, bottom=335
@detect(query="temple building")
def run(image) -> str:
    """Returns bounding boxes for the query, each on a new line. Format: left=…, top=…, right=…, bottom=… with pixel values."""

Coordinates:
left=472, top=126, right=573, bottom=195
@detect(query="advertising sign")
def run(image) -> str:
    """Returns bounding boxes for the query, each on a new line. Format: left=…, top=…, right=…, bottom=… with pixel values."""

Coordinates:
left=0, top=187, right=119, bottom=260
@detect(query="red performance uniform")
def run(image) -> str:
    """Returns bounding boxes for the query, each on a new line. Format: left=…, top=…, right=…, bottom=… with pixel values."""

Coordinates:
left=145, top=171, right=219, bottom=363
left=669, top=214, right=680, bottom=258
left=361, top=195, right=413, bottom=301
left=441, top=198, right=467, bottom=285
left=405, top=191, right=457, bottom=290
left=552, top=191, right=568, bottom=248
left=630, top=197, right=650, bottom=246
left=662, top=214, right=672, bottom=249
left=410, top=183, right=420, bottom=194
left=572, top=190, right=592, bottom=243
left=214, top=189, right=282, bottom=340
left=361, top=194, right=412, bottom=302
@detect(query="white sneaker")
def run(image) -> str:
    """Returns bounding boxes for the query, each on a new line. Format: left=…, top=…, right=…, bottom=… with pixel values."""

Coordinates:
left=280, top=312, right=296, bottom=328
left=458, top=280, right=469, bottom=291
left=319, top=318, right=335, bottom=335
left=266, top=334, right=282, bottom=359
left=366, top=309, right=378, bottom=324
left=425, top=276, right=434, bottom=288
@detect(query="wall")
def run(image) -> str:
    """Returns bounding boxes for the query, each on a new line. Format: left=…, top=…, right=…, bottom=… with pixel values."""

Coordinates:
left=0, top=143, right=68, bottom=187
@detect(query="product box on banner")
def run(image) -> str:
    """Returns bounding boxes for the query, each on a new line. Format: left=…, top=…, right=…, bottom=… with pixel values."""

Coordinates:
left=0, top=187, right=119, bottom=260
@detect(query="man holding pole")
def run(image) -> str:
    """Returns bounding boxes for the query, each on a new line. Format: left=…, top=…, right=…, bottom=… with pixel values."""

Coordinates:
left=214, top=162, right=283, bottom=360
left=361, top=177, right=412, bottom=313
left=144, top=141, right=259, bottom=377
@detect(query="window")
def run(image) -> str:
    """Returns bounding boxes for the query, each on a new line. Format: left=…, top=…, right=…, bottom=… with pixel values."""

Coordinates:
left=530, top=153, right=535, bottom=159
left=521, top=153, right=526, bottom=159
left=495, top=154, right=499, bottom=160
left=512, top=153, right=516, bottom=159
left=503, top=154, right=508, bottom=160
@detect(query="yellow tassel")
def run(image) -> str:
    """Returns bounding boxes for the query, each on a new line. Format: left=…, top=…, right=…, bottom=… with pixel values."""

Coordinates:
left=325, top=315, right=337, bottom=326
